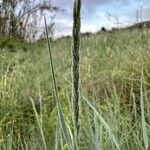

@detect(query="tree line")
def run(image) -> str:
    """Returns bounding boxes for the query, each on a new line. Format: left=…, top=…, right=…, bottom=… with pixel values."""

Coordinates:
left=0, top=0, right=59, bottom=41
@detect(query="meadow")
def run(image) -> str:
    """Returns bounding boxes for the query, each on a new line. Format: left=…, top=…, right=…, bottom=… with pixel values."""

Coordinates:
left=0, top=28, right=150, bottom=149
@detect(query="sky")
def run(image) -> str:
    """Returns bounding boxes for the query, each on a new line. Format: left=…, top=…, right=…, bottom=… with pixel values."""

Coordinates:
left=50, top=0, right=150, bottom=38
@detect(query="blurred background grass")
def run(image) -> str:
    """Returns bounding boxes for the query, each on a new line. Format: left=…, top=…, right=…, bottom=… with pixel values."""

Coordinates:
left=0, top=28, right=150, bottom=149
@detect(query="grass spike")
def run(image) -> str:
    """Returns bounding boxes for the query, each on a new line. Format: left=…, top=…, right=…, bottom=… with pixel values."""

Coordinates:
left=72, top=0, right=81, bottom=149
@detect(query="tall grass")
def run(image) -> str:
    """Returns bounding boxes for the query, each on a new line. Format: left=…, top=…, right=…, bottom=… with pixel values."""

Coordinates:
left=140, top=67, right=149, bottom=150
left=82, top=95, right=120, bottom=150
left=1, top=17, right=150, bottom=150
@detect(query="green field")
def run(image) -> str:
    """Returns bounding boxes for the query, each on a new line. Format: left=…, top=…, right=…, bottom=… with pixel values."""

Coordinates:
left=0, top=29, right=150, bottom=149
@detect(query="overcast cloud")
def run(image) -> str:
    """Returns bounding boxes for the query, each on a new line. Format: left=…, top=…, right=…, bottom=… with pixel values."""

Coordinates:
left=50, top=0, right=150, bottom=37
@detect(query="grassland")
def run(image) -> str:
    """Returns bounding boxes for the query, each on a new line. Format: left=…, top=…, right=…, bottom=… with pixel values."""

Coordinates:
left=0, top=29, right=150, bottom=149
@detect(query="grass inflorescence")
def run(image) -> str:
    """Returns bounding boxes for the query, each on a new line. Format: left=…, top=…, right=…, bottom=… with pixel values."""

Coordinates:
left=72, top=0, right=81, bottom=149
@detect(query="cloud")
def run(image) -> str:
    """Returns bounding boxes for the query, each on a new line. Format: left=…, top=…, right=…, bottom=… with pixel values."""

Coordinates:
left=51, top=0, right=73, bottom=9
left=52, top=0, right=135, bottom=12
left=51, top=0, right=150, bottom=37
left=142, top=4, right=150, bottom=20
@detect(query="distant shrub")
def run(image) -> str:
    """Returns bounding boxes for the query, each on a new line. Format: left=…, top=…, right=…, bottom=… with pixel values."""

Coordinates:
left=0, top=39, right=16, bottom=52
left=110, top=27, right=118, bottom=32
left=22, top=46, right=28, bottom=52
left=82, top=32, right=92, bottom=37
left=0, top=38, right=30, bottom=52
left=101, top=27, right=107, bottom=32
left=7, top=43, right=16, bottom=52
left=0, top=39, right=10, bottom=49
left=64, top=35, right=71, bottom=39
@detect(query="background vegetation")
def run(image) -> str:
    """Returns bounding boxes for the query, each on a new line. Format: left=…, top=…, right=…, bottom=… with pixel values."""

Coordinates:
left=0, top=27, right=150, bottom=149
left=0, top=0, right=59, bottom=41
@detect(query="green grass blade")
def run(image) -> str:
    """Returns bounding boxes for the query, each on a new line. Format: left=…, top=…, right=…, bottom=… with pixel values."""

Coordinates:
left=140, top=70, right=149, bottom=150
left=93, top=101, right=100, bottom=150
left=44, top=16, right=73, bottom=150
left=30, top=97, right=47, bottom=150
left=82, top=95, right=120, bottom=150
